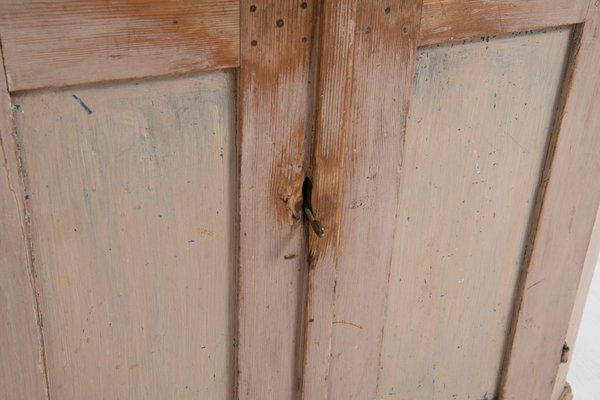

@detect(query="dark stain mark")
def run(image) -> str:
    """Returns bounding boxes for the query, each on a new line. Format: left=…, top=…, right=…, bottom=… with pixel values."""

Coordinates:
left=72, top=95, right=92, bottom=115
left=249, top=5, right=256, bottom=12
left=251, top=40, right=257, bottom=47
left=300, top=2, right=308, bottom=9
left=561, top=343, right=570, bottom=363
left=172, top=20, right=178, bottom=24
left=365, top=26, right=372, bottom=34
left=384, top=7, right=391, bottom=14
left=308, top=250, right=316, bottom=268
left=284, top=253, right=297, bottom=260
left=568, top=206, right=576, bottom=233
left=188, top=239, right=195, bottom=243
left=301, top=36, right=308, bottom=43
left=276, top=19, right=284, bottom=28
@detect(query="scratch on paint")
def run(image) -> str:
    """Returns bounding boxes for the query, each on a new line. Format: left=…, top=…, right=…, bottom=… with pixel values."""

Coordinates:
left=72, top=95, right=93, bottom=114
left=527, top=279, right=545, bottom=290
left=332, top=320, right=363, bottom=329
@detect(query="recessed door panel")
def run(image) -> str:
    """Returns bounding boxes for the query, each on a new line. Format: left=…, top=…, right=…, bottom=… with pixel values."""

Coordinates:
left=13, top=70, right=236, bottom=399
left=379, top=28, right=572, bottom=399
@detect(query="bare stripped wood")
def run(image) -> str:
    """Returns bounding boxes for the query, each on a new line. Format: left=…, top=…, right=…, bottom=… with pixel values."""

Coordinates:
left=0, top=44, right=48, bottom=400
left=237, top=1, right=316, bottom=399
left=419, top=0, right=589, bottom=46
left=1, top=0, right=590, bottom=92
left=501, top=3, right=600, bottom=398
left=0, top=0, right=239, bottom=91
left=551, top=205, right=600, bottom=400
left=301, top=2, right=423, bottom=398
left=559, top=383, right=573, bottom=400
left=13, top=71, right=236, bottom=399
left=377, top=28, right=572, bottom=400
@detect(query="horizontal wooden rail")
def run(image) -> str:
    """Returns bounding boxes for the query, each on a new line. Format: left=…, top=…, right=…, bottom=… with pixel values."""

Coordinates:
left=419, top=0, right=589, bottom=46
left=0, top=0, right=239, bottom=91
left=0, top=0, right=589, bottom=90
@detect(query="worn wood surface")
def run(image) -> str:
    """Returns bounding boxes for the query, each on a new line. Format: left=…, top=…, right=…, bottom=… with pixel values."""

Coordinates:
left=500, top=3, right=600, bottom=398
left=551, top=205, right=600, bottom=400
left=0, top=0, right=589, bottom=90
left=0, top=0, right=239, bottom=91
left=0, top=0, right=589, bottom=91
left=377, top=28, right=571, bottom=400
left=419, top=0, right=589, bottom=46
left=13, top=70, right=236, bottom=399
left=237, top=1, right=316, bottom=399
left=0, top=43, right=48, bottom=400
left=301, top=2, right=423, bottom=399
left=559, top=383, right=573, bottom=400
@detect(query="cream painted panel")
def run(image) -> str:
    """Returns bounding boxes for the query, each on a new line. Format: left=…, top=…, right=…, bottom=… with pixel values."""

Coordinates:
left=378, top=28, right=571, bottom=399
left=13, top=70, right=236, bottom=399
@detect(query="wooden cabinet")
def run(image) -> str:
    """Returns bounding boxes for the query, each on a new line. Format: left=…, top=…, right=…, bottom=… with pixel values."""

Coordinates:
left=1, top=1, right=599, bottom=399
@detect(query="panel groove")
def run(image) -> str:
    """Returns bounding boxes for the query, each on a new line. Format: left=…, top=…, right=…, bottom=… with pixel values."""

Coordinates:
left=0, top=39, right=49, bottom=399
left=498, top=24, right=584, bottom=397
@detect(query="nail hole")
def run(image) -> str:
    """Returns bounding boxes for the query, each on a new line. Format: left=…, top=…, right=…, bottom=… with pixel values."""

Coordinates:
left=301, top=36, right=308, bottom=43
left=402, top=25, right=409, bottom=33
left=365, top=26, right=372, bottom=34
left=250, top=5, right=256, bottom=12
left=384, top=7, right=391, bottom=14
left=300, top=2, right=308, bottom=9
left=251, top=40, right=257, bottom=47
left=276, top=19, right=284, bottom=28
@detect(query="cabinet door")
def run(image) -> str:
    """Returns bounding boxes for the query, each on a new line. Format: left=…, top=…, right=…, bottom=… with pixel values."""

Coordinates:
left=0, top=2, right=239, bottom=399
left=2, top=2, right=600, bottom=400
left=298, top=1, right=600, bottom=400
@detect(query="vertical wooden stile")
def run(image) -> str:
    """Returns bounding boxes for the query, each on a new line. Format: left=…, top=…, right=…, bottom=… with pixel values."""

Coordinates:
left=551, top=204, right=600, bottom=399
left=238, top=1, right=317, bottom=398
left=301, top=1, right=423, bottom=398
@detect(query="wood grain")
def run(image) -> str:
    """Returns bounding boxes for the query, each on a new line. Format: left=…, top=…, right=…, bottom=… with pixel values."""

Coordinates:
left=237, top=1, right=316, bottom=399
left=13, top=70, right=236, bottom=399
left=0, top=0, right=239, bottom=91
left=419, top=0, right=589, bottom=46
left=0, top=42, right=48, bottom=400
left=378, top=28, right=572, bottom=400
left=500, top=3, right=600, bottom=398
left=0, top=0, right=590, bottom=92
left=301, top=2, right=423, bottom=398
